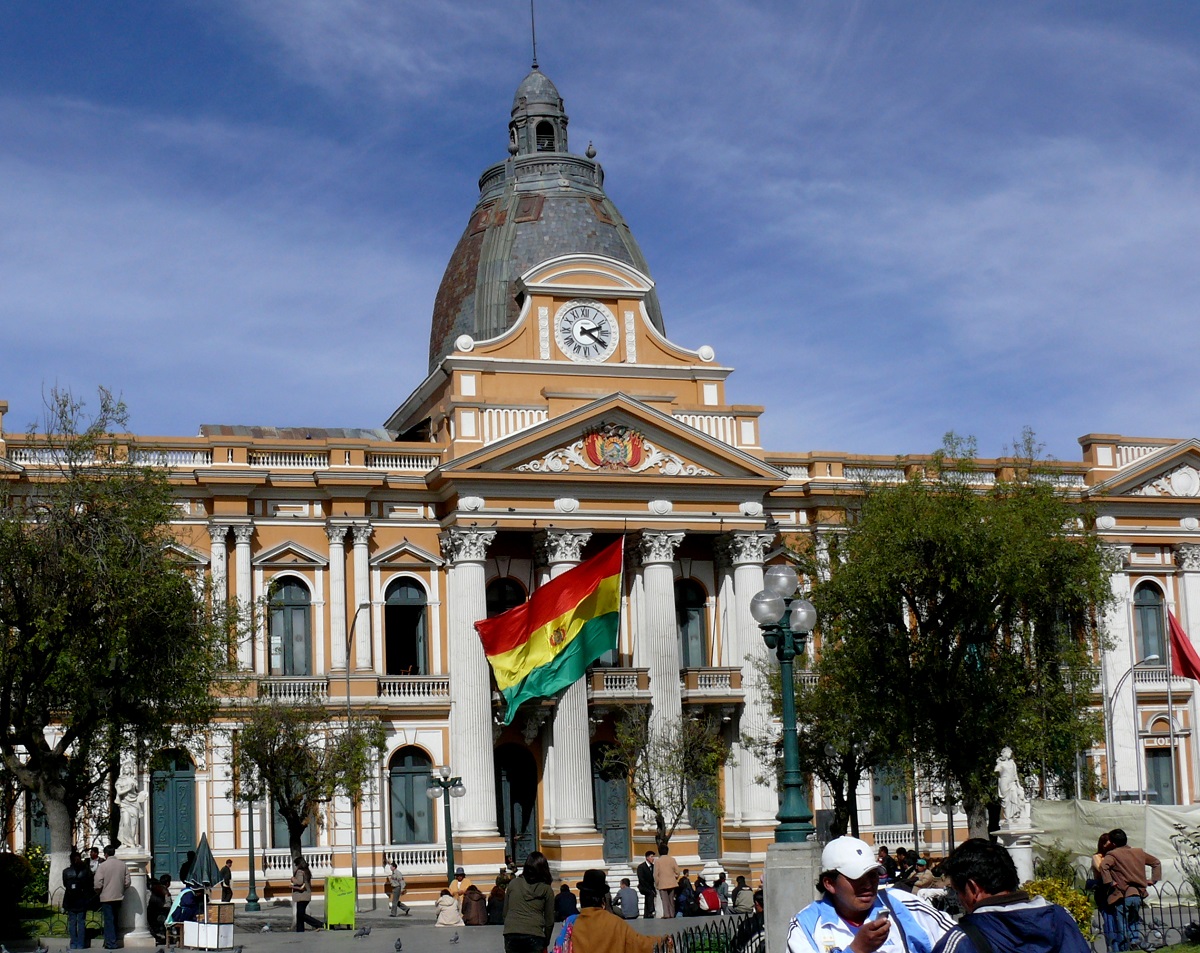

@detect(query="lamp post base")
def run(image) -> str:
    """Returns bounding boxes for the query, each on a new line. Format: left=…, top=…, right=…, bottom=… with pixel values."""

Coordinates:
left=763, top=840, right=821, bottom=953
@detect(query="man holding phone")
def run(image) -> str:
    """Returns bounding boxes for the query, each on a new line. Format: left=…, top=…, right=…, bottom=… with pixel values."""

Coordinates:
left=788, top=836, right=954, bottom=953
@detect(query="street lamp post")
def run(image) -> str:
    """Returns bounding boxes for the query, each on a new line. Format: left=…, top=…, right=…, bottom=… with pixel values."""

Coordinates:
left=345, top=602, right=370, bottom=910
left=426, top=766, right=467, bottom=883
left=1105, top=654, right=1160, bottom=802
left=750, top=564, right=817, bottom=843
left=244, top=796, right=260, bottom=911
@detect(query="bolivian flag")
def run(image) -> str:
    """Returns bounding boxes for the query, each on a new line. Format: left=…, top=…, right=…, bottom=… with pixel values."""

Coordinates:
left=476, top=537, right=624, bottom=724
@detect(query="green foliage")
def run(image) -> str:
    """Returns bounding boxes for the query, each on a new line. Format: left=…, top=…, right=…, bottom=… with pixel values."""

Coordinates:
left=599, top=707, right=730, bottom=854
left=1025, top=877, right=1093, bottom=939
left=0, top=388, right=240, bottom=894
left=807, top=430, right=1113, bottom=833
left=22, top=844, right=49, bottom=905
left=233, top=698, right=386, bottom=860
left=1033, top=840, right=1079, bottom=885
left=0, top=851, right=34, bottom=922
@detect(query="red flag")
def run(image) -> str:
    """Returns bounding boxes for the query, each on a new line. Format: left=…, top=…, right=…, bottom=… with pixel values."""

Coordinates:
left=1168, top=611, right=1200, bottom=681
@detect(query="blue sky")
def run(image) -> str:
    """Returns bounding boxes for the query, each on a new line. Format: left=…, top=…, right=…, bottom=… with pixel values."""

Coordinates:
left=2, top=2, right=1198, bottom=461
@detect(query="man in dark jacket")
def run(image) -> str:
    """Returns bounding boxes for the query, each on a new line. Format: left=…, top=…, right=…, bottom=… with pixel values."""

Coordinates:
left=1100, top=827, right=1161, bottom=952
left=932, top=838, right=1089, bottom=953
left=636, top=851, right=656, bottom=919
left=62, top=849, right=95, bottom=950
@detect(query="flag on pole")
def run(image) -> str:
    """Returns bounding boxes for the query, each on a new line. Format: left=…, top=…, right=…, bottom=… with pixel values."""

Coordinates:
left=476, top=537, right=624, bottom=724
left=1168, top=611, right=1200, bottom=682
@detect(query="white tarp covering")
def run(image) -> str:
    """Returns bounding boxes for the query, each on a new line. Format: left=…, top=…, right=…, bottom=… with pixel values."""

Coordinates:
left=1031, top=799, right=1200, bottom=882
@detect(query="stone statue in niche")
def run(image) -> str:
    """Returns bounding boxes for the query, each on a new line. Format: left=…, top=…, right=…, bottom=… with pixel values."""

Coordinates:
left=995, top=746, right=1030, bottom=828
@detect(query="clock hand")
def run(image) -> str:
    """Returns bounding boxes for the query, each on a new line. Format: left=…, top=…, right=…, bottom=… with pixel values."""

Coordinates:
left=580, top=324, right=607, bottom=346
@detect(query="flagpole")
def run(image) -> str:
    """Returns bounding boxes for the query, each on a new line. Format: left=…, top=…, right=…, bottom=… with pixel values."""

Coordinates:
left=1167, top=604, right=1178, bottom=804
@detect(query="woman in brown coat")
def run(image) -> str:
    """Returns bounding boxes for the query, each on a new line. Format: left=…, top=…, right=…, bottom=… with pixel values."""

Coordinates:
left=291, top=857, right=323, bottom=932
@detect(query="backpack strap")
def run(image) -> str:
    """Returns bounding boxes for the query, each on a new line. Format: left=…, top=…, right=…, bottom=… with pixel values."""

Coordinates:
left=955, top=918, right=994, bottom=953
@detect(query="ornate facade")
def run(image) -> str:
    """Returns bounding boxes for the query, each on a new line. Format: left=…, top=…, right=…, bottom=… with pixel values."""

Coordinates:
left=5, top=66, right=1200, bottom=900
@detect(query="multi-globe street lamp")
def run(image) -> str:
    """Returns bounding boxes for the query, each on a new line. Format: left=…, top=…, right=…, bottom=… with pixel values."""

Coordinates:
left=750, top=564, right=818, bottom=843
left=426, top=766, right=467, bottom=883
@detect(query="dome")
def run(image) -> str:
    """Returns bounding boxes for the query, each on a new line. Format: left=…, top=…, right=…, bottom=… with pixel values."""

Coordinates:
left=512, top=68, right=562, bottom=111
left=428, top=70, right=665, bottom=372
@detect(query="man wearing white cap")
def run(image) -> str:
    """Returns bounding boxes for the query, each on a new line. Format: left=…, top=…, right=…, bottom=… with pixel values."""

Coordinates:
left=788, top=836, right=954, bottom=953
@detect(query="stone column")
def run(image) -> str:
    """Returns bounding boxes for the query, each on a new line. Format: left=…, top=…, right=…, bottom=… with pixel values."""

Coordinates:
left=440, top=527, right=500, bottom=838
left=232, top=524, right=255, bottom=671
left=207, top=522, right=229, bottom=606
left=637, top=532, right=685, bottom=733
left=1176, top=543, right=1200, bottom=806
left=536, top=530, right=595, bottom=833
left=351, top=524, right=373, bottom=670
left=718, top=532, right=779, bottom=824
left=1103, top=545, right=1136, bottom=797
left=327, top=524, right=349, bottom=671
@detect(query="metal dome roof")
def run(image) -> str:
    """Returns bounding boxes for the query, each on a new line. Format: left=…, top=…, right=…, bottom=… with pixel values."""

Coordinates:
left=427, top=69, right=664, bottom=372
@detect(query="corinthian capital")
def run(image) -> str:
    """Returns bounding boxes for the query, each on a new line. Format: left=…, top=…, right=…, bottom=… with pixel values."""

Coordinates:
left=716, top=531, right=776, bottom=568
left=231, top=524, right=254, bottom=545
left=207, top=522, right=231, bottom=544
left=440, top=527, right=497, bottom=564
left=637, top=531, right=684, bottom=566
left=350, top=524, right=374, bottom=546
left=1177, top=543, right=1200, bottom=571
left=534, top=530, right=593, bottom=567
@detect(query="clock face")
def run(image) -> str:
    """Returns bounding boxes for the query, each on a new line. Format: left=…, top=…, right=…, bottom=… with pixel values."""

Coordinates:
left=554, top=300, right=619, bottom=363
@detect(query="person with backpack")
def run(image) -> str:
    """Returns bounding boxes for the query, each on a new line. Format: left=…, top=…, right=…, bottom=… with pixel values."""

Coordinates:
left=62, top=849, right=95, bottom=950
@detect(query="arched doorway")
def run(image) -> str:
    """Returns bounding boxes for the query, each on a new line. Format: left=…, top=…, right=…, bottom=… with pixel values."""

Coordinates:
left=495, top=744, right=538, bottom=866
left=591, top=744, right=631, bottom=863
left=151, top=750, right=196, bottom=879
left=390, top=747, right=434, bottom=843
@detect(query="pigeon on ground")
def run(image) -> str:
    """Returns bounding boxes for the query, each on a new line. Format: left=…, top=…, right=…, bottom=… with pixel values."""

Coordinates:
left=154, top=947, right=166, bottom=953
left=450, top=932, right=460, bottom=944
left=260, top=923, right=272, bottom=932
left=353, top=926, right=372, bottom=939
left=395, top=940, right=403, bottom=953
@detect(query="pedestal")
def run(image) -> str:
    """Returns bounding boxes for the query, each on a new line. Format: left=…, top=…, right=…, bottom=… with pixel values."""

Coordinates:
left=991, top=827, right=1040, bottom=885
left=117, top=849, right=153, bottom=945
left=763, top=841, right=821, bottom=953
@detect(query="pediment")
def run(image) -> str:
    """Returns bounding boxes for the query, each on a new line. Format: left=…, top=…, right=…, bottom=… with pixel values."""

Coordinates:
left=370, top=539, right=444, bottom=569
left=252, top=540, right=328, bottom=568
left=167, top=542, right=208, bottom=566
left=1089, top=440, right=1200, bottom=498
left=438, top=394, right=786, bottom=482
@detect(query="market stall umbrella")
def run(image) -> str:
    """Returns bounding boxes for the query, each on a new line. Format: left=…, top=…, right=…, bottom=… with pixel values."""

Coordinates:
left=189, top=832, right=221, bottom=887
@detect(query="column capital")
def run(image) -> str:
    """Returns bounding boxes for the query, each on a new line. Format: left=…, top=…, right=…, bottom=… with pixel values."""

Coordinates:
left=1105, top=543, right=1133, bottom=568
left=325, top=523, right=349, bottom=544
left=1177, top=543, right=1200, bottom=571
left=207, top=521, right=231, bottom=543
left=637, top=530, right=684, bottom=566
left=231, top=523, right=254, bottom=545
left=350, top=523, right=374, bottom=546
left=716, top=531, right=775, bottom=568
left=534, top=530, right=593, bottom=567
left=440, top=527, right=497, bottom=564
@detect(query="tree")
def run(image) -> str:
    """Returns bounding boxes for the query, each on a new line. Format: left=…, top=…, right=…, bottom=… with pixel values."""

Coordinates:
left=598, top=707, right=730, bottom=854
left=233, top=698, right=385, bottom=860
left=808, top=431, right=1114, bottom=837
left=0, top=389, right=237, bottom=895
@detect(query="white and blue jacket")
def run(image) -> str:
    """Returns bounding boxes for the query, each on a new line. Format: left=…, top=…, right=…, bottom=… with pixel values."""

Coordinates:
left=787, top=888, right=956, bottom=953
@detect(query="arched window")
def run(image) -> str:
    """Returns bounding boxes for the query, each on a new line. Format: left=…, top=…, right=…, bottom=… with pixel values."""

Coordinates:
left=1134, top=583, right=1166, bottom=662
left=385, top=579, right=429, bottom=676
left=269, top=578, right=311, bottom=676
left=390, top=747, right=434, bottom=844
left=535, top=121, right=556, bottom=152
left=675, top=579, right=708, bottom=668
left=487, top=578, right=526, bottom=618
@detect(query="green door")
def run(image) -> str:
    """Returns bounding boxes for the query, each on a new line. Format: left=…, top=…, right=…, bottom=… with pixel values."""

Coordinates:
left=151, top=751, right=196, bottom=880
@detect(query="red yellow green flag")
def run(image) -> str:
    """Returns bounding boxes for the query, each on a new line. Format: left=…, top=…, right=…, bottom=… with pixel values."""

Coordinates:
left=475, top=537, right=624, bottom=724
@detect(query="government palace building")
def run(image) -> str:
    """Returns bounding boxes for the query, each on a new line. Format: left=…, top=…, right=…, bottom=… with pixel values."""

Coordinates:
left=6, top=64, right=1200, bottom=900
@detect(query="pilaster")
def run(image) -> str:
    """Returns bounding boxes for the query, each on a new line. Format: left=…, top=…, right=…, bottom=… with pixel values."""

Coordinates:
left=326, top=523, right=349, bottom=671
left=232, top=524, right=254, bottom=670
left=351, top=524, right=373, bottom=670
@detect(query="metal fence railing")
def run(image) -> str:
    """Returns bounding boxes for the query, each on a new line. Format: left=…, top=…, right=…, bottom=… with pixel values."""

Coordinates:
left=661, top=912, right=764, bottom=953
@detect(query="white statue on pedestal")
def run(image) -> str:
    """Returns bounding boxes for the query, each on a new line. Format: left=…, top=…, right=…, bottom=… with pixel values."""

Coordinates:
left=995, top=746, right=1030, bottom=828
left=116, top=774, right=148, bottom=849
